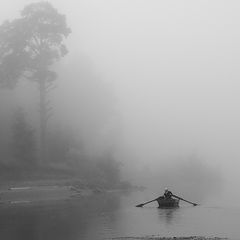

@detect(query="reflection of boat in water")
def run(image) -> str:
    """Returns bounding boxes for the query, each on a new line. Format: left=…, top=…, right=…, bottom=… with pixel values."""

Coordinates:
left=157, top=198, right=179, bottom=208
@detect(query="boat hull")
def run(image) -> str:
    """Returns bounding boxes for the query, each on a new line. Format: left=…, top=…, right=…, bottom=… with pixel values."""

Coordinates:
left=157, top=198, right=179, bottom=208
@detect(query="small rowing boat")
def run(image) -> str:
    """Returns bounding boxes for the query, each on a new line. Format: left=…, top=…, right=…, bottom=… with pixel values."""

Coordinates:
left=136, top=190, right=198, bottom=208
left=157, top=198, right=179, bottom=208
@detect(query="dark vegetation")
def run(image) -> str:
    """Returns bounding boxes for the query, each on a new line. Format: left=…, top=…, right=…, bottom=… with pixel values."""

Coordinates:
left=0, top=1, right=126, bottom=190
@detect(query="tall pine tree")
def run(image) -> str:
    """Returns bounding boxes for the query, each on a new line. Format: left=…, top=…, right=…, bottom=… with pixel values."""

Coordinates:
left=0, top=2, right=71, bottom=163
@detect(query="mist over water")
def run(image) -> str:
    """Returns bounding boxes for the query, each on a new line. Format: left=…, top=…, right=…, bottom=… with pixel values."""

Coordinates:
left=0, top=4, right=240, bottom=240
left=2, top=0, right=240, bottom=194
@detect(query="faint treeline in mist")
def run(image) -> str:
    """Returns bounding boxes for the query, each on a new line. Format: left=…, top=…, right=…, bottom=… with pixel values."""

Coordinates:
left=0, top=1, right=124, bottom=189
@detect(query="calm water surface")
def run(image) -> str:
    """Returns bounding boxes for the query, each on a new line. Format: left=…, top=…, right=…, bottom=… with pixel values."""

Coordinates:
left=0, top=191, right=239, bottom=240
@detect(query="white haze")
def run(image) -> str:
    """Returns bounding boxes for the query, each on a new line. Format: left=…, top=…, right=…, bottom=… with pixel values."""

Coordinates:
left=1, top=0, right=240, bottom=204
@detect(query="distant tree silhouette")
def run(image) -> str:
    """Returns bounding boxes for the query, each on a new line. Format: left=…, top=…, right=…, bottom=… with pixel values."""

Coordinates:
left=47, top=129, right=72, bottom=164
left=97, top=149, right=121, bottom=187
left=12, top=107, right=36, bottom=167
left=0, top=2, right=71, bottom=163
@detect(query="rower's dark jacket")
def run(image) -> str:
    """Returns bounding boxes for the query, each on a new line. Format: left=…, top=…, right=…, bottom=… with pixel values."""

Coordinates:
left=164, top=191, right=172, bottom=199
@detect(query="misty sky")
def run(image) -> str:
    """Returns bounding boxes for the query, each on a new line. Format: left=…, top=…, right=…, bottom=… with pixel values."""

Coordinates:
left=1, top=0, right=240, bottom=196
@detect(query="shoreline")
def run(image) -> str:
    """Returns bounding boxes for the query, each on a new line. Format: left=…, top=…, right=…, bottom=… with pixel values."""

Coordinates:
left=0, top=178, right=136, bottom=205
left=111, top=238, right=227, bottom=240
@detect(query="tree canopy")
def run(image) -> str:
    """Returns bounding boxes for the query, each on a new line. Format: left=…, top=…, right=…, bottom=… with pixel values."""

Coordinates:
left=0, top=1, right=71, bottom=88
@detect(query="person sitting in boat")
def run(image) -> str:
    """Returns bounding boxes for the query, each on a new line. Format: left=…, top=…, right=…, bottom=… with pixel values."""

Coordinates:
left=164, top=188, right=173, bottom=199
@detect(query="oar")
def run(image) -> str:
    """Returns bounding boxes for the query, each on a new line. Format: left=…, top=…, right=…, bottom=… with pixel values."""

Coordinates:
left=172, top=194, right=198, bottom=206
left=136, top=198, right=158, bottom=207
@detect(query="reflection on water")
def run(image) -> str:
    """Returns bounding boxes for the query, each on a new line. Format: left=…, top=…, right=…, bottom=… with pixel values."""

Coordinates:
left=1, top=192, right=240, bottom=240
left=158, top=208, right=180, bottom=225
left=0, top=194, right=121, bottom=240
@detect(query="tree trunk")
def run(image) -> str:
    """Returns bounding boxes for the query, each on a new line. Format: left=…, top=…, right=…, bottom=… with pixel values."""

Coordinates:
left=39, top=77, right=47, bottom=164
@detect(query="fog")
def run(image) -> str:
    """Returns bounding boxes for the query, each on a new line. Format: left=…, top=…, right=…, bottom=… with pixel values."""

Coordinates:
left=1, top=0, right=240, bottom=204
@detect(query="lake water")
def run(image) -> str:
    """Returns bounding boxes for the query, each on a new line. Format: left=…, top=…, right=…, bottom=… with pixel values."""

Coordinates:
left=0, top=191, right=240, bottom=240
